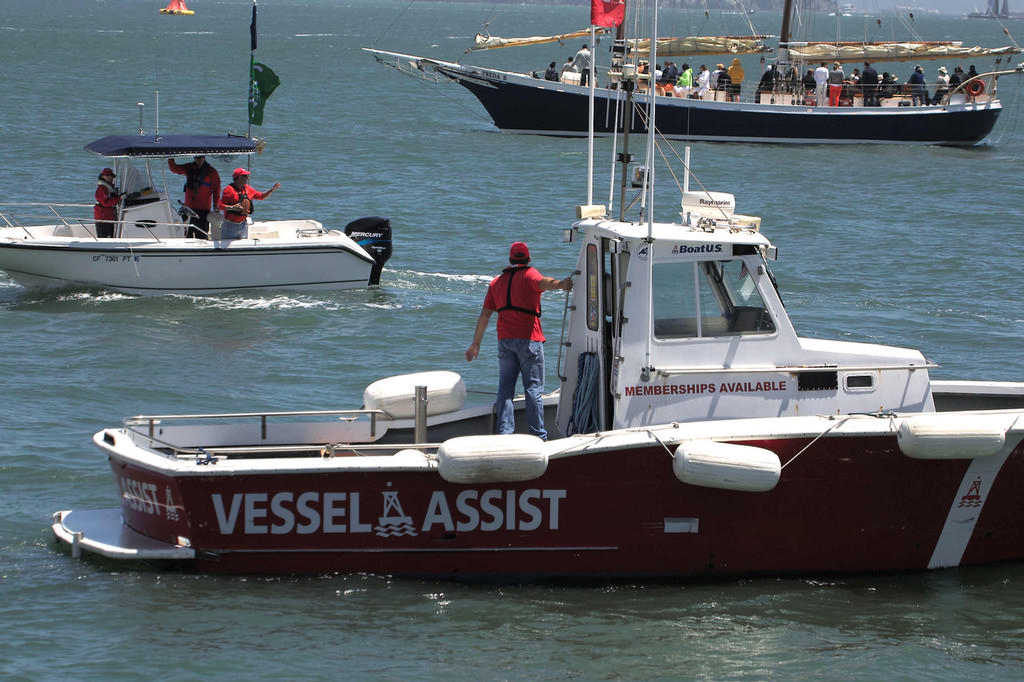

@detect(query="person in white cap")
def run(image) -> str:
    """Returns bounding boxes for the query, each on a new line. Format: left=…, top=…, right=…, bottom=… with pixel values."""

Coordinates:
left=932, top=65, right=950, bottom=105
left=219, top=167, right=280, bottom=240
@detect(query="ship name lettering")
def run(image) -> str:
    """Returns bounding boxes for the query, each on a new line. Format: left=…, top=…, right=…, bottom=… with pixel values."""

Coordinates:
left=211, top=491, right=374, bottom=535
left=119, top=476, right=160, bottom=515
left=209, top=488, right=567, bottom=536
left=421, top=488, right=567, bottom=532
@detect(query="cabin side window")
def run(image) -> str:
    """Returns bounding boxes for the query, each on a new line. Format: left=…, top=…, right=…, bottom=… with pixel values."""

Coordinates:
left=652, top=259, right=774, bottom=339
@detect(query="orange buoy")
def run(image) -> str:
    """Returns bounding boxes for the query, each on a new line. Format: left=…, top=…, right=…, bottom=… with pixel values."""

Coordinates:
left=160, top=0, right=194, bottom=15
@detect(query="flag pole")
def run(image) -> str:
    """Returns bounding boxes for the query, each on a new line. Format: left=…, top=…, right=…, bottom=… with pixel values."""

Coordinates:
left=247, top=0, right=257, bottom=139
left=587, top=1, right=625, bottom=208
left=587, top=24, right=595, bottom=208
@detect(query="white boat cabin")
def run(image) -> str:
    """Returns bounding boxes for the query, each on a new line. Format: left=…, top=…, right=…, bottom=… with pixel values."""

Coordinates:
left=555, top=193, right=934, bottom=434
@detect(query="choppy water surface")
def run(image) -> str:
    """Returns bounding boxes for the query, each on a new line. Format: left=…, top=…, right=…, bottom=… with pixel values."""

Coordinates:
left=3, top=1, right=1024, bottom=680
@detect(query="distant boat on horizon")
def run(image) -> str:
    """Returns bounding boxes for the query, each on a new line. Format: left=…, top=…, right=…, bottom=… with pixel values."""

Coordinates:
left=969, top=0, right=1020, bottom=18
left=159, top=0, right=195, bottom=15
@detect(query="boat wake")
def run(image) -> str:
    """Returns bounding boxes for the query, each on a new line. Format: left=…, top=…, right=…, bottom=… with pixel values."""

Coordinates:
left=0, top=268, right=493, bottom=312
left=388, top=269, right=492, bottom=292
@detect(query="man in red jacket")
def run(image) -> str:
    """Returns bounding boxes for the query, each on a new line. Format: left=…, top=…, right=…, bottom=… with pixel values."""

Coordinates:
left=93, top=167, right=121, bottom=238
left=167, top=155, right=221, bottom=239
left=466, top=241, right=572, bottom=440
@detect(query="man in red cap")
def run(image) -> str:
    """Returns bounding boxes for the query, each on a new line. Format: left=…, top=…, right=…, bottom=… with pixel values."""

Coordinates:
left=167, top=154, right=221, bottom=239
left=220, top=167, right=281, bottom=239
left=466, top=241, right=572, bottom=440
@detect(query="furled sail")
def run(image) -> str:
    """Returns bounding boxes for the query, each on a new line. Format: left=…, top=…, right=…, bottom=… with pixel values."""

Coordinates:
left=785, top=41, right=1022, bottom=62
left=631, top=35, right=772, bottom=57
left=468, top=28, right=609, bottom=52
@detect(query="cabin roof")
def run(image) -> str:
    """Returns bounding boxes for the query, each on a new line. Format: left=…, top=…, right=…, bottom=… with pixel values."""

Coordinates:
left=580, top=218, right=773, bottom=251
left=85, top=134, right=258, bottom=158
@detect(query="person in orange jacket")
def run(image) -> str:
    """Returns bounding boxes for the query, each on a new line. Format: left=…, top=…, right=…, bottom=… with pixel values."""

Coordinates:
left=219, top=167, right=280, bottom=240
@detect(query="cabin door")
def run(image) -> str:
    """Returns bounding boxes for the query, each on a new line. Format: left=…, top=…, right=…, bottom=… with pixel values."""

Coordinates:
left=602, top=238, right=631, bottom=429
left=558, top=236, right=626, bottom=436
left=589, top=237, right=628, bottom=431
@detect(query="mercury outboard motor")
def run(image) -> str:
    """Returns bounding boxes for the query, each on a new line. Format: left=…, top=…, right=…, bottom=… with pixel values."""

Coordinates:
left=345, top=216, right=392, bottom=286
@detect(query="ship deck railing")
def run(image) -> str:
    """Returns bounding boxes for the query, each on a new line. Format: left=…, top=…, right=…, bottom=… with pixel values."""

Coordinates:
left=0, top=203, right=96, bottom=237
left=555, top=66, right=1005, bottom=108
left=118, top=409, right=405, bottom=461
left=0, top=202, right=186, bottom=241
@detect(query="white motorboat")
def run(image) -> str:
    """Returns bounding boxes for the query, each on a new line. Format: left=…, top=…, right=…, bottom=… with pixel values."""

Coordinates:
left=0, top=134, right=392, bottom=295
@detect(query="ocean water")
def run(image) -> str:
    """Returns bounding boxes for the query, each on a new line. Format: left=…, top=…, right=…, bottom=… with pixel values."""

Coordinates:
left=3, top=1, right=1024, bottom=680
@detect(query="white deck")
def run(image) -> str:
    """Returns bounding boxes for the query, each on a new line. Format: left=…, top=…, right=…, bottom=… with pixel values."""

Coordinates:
left=52, top=509, right=194, bottom=561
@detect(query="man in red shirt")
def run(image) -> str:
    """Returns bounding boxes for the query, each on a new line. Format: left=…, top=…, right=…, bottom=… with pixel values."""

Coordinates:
left=167, top=155, right=221, bottom=239
left=220, top=167, right=281, bottom=240
left=466, top=241, right=572, bottom=439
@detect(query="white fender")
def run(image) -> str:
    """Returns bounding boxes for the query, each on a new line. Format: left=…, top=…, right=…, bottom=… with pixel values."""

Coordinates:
left=897, top=414, right=1009, bottom=459
left=392, top=449, right=431, bottom=464
left=363, top=371, right=466, bottom=419
left=673, top=440, right=781, bottom=492
left=437, top=434, right=548, bottom=484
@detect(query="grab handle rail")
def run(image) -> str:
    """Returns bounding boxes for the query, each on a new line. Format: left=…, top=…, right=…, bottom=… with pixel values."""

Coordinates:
left=122, top=409, right=391, bottom=456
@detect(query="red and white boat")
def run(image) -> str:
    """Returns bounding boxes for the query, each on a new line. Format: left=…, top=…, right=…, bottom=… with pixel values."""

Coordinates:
left=51, top=187, right=1024, bottom=576
left=53, top=46, right=1024, bottom=580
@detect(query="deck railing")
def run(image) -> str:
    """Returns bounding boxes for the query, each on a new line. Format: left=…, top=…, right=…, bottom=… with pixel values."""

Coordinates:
left=120, top=409, right=393, bottom=459
left=0, top=201, right=193, bottom=241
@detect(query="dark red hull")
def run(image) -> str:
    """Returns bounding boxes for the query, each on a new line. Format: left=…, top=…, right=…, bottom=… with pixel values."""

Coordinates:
left=109, top=434, right=1024, bottom=577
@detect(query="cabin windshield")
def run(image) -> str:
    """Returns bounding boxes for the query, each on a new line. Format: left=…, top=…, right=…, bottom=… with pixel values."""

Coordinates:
left=119, top=161, right=153, bottom=196
left=652, top=259, right=775, bottom=338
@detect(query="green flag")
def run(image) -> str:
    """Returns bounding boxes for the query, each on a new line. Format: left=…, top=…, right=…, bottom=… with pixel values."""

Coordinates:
left=248, top=59, right=280, bottom=126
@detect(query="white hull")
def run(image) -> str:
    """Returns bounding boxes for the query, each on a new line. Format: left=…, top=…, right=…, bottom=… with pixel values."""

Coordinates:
left=0, top=221, right=378, bottom=295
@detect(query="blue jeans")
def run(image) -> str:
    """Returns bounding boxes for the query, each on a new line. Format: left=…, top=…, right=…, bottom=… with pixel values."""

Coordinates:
left=495, top=338, right=546, bottom=440
left=221, top=220, right=248, bottom=240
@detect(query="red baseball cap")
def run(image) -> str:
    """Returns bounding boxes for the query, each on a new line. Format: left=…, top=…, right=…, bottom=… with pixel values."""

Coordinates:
left=100, top=167, right=115, bottom=177
left=509, top=241, right=530, bottom=262
left=233, top=167, right=250, bottom=178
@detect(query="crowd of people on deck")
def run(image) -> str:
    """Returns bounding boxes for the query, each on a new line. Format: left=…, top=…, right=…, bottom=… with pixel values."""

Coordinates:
left=797, top=61, right=979, bottom=107
left=535, top=49, right=984, bottom=108
left=93, top=157, right=281, bottom=240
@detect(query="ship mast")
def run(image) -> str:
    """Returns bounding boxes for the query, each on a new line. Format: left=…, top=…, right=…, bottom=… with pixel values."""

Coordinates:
left=778, top=0, right=795, bottom=67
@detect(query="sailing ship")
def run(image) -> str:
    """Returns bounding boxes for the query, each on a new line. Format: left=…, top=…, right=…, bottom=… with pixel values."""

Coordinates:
left=159, top=0, right=194, bottom=15
left=367, top=0, right=1023, bottom=145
